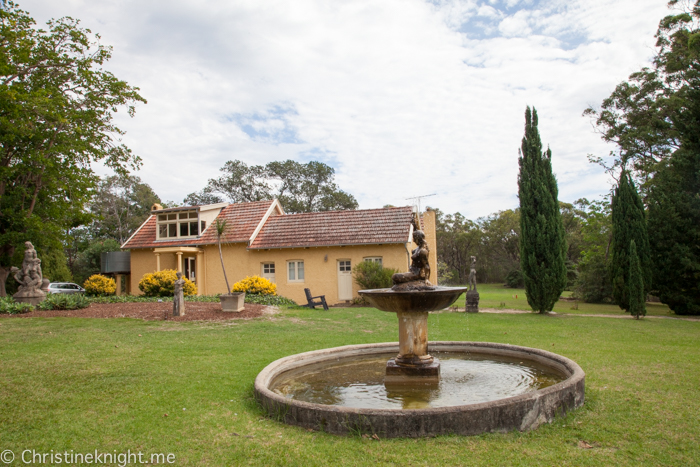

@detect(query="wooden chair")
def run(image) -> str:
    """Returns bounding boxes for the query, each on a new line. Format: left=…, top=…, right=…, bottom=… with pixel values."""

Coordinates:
left=304, top=288, right=329, bottom=310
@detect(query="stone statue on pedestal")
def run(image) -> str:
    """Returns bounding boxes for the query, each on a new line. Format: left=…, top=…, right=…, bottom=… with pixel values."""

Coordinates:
left=173, top=272, right=186, bottom=317
left=11, top=242, right=46, bottom=306
left=466, top=256, right=480, bottom=313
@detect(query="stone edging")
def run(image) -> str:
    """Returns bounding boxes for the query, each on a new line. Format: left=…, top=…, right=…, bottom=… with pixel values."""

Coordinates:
left=254, top=341, right=585, bottom=438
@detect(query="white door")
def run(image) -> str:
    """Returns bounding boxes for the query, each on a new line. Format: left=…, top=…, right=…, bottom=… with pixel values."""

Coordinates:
left=184, top=257, right=196, bottom=282
left=261, top=263, right=276, bottom=283
left=337, top=260, right=352, bottom=301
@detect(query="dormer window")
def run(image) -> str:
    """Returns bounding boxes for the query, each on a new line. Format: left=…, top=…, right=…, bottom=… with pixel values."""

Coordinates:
left=157, top=210, right=199, bottom=239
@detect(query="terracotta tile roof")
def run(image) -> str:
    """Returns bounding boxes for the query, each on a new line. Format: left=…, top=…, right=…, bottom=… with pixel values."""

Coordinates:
left=122, top=200, right=274, bottom=249
left=249, top=206, right=414, bottom=249
left=199, top=200, right=276, bottom=244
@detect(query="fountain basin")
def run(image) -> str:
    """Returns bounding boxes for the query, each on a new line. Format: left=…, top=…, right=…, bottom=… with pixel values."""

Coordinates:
left=254, top=341, right=585, bottom=438
left=359, top=287, right=468, bottom=313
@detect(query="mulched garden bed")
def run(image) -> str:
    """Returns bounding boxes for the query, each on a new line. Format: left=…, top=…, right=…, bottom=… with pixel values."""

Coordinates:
left=0, top=301, right=270, bottom=321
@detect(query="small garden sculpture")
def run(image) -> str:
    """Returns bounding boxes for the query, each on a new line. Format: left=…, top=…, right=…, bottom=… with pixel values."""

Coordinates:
left=11, top=242, right=46, bottom=306
left=466, top=256, right=480, bottom=313
left=173, top=272, right=185, bottom=317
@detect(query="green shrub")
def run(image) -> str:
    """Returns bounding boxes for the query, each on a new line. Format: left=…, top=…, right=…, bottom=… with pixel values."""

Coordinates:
left=0, top=296, right=34, bottom=314
left=37, top=294, right=90, bottom=310
left=83, top=274, right=116, bottom=296
left=504, top=270, right=524, bottom=288
left=138, top=270, right=197, bottom=297
left=352, top=261, right=397, bottom=290
left=244, top=293, right=297, bottom=307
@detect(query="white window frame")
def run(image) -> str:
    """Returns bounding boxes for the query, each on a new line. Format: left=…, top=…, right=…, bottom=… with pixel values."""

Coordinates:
left=364, top=257, right=383, bottom=266
left=338, top=260, right=352, bottom=272
left=262, top=263, right=275, bottom=275
left=287, top=260, right=305, bottom=283
left=156, top=210, right=200, bottom=240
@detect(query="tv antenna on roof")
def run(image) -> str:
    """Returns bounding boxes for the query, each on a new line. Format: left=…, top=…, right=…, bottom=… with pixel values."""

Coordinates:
left=405, top=193, right=436, bottom=214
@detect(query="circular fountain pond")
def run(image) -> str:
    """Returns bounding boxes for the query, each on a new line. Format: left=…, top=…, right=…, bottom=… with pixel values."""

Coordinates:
left=255, top=341, right=585, bottom=438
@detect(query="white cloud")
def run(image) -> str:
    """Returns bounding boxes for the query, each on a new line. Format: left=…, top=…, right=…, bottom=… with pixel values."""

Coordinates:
left=18, top=0, right=669, bottom=218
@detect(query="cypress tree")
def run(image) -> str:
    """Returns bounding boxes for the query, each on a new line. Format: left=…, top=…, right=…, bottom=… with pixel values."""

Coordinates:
left=610, top=172, right=651, bottom=311
left=517, top=107, right=567, bottom=313
left=628, top=240, right=646, bottom=319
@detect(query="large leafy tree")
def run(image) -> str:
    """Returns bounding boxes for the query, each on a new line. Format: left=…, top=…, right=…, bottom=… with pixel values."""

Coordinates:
left=0, top=3, right=145, bottom=295
left=185, top=159, right=358, bottom=213
left=587, top=0, right=699, bottom=314
left=610, top=172, right=652, bottom=311
left=89, top=175, right=161, bottom=244
left=584, top=0, right=700, bottom=192
left=517, top=106, right=567, bottom=313
left=647, top=89, right=700, bottom=315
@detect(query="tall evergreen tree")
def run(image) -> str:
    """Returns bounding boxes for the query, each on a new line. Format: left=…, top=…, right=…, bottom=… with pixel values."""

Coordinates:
left=517, top=107, right=567, bottom=313
left=610, top=172, right=651, bottom=311
left=628, top=240, right=646, bottom=319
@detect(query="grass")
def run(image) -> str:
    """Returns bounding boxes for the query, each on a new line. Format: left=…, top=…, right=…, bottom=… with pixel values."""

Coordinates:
left=0, top=303, right=698, bottom=466
left=449, top=283, right=676, bottom=317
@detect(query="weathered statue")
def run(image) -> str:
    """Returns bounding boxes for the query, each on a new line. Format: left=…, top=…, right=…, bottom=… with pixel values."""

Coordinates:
left=466, top=256, right=480, bottom=313
left=467, top=256, right=477, bottom=292
left=173, top=271, right=186, bottom=317
left=392, top=230, right=435, bottom=291
left=11, top=242, right=46, bottom=305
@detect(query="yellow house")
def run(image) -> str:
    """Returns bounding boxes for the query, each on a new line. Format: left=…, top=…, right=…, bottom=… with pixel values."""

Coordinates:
left=122, top=199, right=437, bottom=305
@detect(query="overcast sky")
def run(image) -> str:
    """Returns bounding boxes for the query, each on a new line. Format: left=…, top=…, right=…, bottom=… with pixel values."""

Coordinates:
left=22, top=0, right=669, bottom=218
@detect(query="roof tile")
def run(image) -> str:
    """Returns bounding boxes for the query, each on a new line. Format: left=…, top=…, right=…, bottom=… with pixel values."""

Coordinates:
left=249, top=207, right=413, bottom=249
left=122, top=200, right=273, bottom=249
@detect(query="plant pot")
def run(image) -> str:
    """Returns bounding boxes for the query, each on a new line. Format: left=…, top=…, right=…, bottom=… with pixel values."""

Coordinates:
left=220, top=292, right=245, bottom=312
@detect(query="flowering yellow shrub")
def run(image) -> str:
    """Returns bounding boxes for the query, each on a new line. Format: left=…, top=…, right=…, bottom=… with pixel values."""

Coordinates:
left=138, top=269, right=197, bottom=297
left=232, top=275, right=276, bottom=295
left=83, top=274, right=116, bottom=296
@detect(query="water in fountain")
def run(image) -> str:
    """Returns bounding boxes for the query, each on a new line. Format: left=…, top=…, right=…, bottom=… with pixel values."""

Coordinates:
left=271, top=351, right=565, bottom=410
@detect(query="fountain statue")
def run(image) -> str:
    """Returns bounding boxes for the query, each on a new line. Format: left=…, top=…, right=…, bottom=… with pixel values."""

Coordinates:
left=254, top=220, right=585, bottom=437
left=11, top=242, right=46, bottom=306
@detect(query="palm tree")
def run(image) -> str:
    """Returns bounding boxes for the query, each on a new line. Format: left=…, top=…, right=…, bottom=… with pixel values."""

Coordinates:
left=215, top=219, right=231, bottom=294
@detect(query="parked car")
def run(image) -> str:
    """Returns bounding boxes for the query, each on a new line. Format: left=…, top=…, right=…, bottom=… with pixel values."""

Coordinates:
left=47, top=282, right=85, bottom=294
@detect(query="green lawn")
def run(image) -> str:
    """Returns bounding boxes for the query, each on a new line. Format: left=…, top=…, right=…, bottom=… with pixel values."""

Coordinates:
left=450, top=283, right=675, bottom=317
left=0, top=304, right=698, bottom=466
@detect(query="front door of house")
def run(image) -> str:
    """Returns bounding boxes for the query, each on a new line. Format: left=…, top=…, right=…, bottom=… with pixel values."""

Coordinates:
left=338, top=260, right=352, bottom=301
left=184, top=257, right=196, bottom=282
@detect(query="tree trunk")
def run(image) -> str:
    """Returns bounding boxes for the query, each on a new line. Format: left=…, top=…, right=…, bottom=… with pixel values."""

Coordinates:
left=0, top=266, right=11, bottom=297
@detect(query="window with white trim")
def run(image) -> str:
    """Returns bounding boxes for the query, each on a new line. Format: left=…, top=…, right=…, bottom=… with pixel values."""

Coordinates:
left=156, top=210, right=199, bottom=239
left=364, top=257, right=383, bottom=266
left=287, top=261, right=304, bottom=282
left=262, top=262, right=276, bottom=283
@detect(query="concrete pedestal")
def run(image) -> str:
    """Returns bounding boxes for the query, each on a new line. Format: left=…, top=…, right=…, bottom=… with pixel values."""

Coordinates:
left=385, top=358, right=440, bottom=385
left=466, top=291, right=480, bottom=313
left=14, top=294, right=45, bottom=307
left=386, top=311, right=440, bottom=384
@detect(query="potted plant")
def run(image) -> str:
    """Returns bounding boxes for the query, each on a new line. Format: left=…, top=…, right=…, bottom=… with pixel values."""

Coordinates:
left=215, top=219, right=245, bottom=312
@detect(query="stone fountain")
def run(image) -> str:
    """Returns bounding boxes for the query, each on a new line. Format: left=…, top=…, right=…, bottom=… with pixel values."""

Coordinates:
left=359, top=229, right=465, bottom=385
left=254, top=227, right=585, bottom=437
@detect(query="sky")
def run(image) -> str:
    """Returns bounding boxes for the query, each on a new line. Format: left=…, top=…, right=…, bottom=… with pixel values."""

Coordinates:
left=21, top=0, right=670, bottom=218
